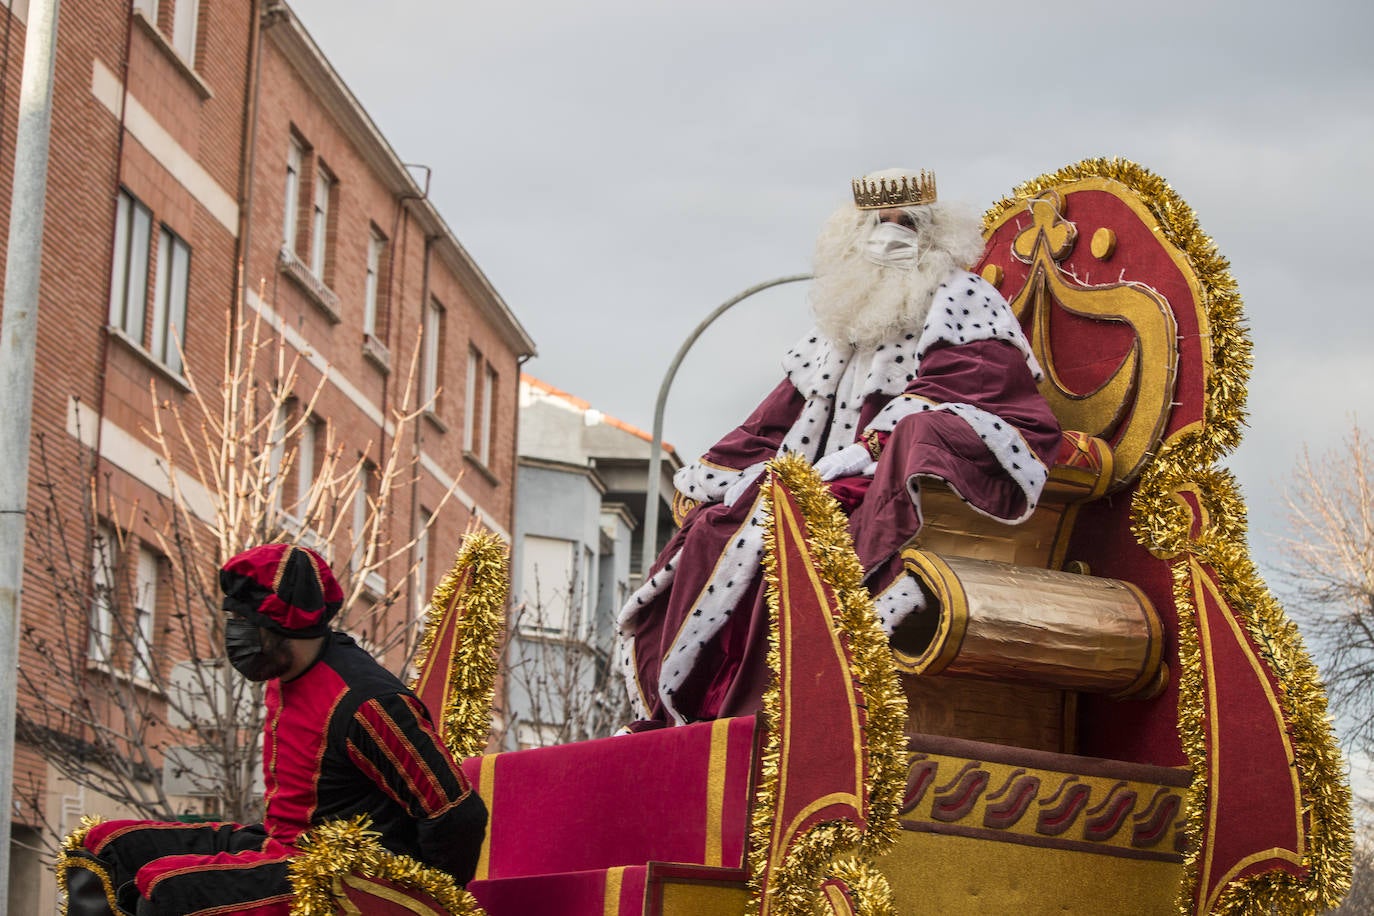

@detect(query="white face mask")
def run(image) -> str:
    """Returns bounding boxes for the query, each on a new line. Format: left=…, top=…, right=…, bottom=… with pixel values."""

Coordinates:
left=862, top=221, right=921, bottom=270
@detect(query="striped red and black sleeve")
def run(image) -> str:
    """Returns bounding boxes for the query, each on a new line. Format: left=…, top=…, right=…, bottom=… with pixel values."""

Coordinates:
left=345, top=692, right=487, bottom=883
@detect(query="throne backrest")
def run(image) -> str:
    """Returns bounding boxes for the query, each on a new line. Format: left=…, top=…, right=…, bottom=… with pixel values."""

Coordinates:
left=975, top=172, right=1219, bottom=496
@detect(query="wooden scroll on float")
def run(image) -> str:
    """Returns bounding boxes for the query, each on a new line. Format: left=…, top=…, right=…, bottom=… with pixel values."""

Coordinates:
left=890, top=549, right=1167, bottom=700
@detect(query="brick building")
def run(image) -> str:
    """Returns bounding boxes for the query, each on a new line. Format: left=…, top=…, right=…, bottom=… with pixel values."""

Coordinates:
left=0, top=0, right=534, bottom=908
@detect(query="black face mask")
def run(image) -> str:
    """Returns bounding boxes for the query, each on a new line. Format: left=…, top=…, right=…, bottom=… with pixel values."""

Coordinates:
left=224, top=616, right=293, bottom=682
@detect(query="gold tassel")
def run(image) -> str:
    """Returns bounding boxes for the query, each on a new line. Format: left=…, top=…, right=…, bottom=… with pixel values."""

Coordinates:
left=409, top=532, right=510, bottom=761
left=747, top=453, right=908, bottom=915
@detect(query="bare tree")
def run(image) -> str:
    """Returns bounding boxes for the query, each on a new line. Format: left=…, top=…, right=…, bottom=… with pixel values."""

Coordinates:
left=497, top=564, right=632, bottom=750
left=16, top=306, right=461, bottom=851
left=1279, top=423, right=1374, bottom=772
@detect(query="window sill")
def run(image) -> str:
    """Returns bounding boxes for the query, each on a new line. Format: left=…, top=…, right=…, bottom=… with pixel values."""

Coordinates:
left=279, top=514, right=328, bottom=553
left=278, top=246, right=341, bottom=324
left=362, top=334, right=391, bottom=374
left=107, top=326, right=193, bottom=394
left=360, top=570, right=388, bottom=600
left=463, top=450, right=500, bottom=486
left=133, top=10, right=212, bottom=101
left=422, top=407, right=448, bottom=434
left=85, top=658, right=164, bottom=696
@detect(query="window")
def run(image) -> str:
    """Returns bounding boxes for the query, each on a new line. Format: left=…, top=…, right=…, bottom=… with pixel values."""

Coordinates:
left=363, top=229, right=386, bottom=338
left=108, top=189, right=192, bottom=373
left=480, top=362, right=498, bottom=465
left=414, top=510, right=433, bottom=620
left=516, top=722, right=561, bottom=750
left=296, top=414, right=321, bottom=509
left=268, top=401, right=289, bottom=512
left=88, top=525, right=118, bottom=665
left=133, top=548, right=159, bottom=682
left=283, top=136, right=303, bottom=253
left=520, top=535, right=575, bottom=635
left=463, top=348, right=479, bottom=452
left=151, top=226, right=190, bottom=375
left=133, top=0, right=156, bottom=19
left=422, top=298, right=444, bottom=410
left=171, top=0, right=198, bottom=64
left=109, top=190, right=153, bottom=345
left=309, top=165, right=333, bottom=279
left=465, top=348, right=497, bottom=465
left=580, top=545, right=595, bottom=637
left=351, top=462, right=374, bottom=573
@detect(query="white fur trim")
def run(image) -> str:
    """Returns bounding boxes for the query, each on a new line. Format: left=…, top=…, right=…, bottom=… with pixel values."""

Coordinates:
left=675, top=461, right=747, bottom=503
left=617, top=552, right=681, bottom=720
left=872, top=572, right=928, bottom=635
left=653, top=496, right=769, bottom=725
left=916, top=272, right=1042, bottom=380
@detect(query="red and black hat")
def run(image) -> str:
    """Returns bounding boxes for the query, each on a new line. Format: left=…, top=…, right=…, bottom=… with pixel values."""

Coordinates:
left=219, top=544, right=343, bottom=637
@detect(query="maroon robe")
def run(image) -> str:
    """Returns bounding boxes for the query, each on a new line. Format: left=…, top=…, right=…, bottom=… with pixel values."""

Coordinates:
left=618, top=270, right=1061, bottom=727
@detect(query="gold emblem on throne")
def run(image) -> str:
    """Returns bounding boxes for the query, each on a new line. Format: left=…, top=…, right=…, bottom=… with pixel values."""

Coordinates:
left=997, top=190, right=1179, bottom=491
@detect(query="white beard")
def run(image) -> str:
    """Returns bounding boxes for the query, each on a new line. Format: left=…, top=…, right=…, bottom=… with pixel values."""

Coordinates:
left=809, top=202, right=986, bottom=350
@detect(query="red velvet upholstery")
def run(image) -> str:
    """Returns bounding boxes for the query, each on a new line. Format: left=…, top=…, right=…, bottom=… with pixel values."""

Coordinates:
left=461, top=716, right=758, bottom=882
left=469, top=866, right=648, bottom=915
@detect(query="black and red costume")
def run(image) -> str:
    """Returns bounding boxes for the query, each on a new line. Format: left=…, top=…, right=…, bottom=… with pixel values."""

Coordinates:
left=60, top=545, right=486, bottom=916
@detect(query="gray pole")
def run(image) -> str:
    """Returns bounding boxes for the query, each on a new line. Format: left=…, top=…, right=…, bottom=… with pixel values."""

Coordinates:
left=640, top=274, right=810, bottom=575
left=0, top=0, right=63, bottom=907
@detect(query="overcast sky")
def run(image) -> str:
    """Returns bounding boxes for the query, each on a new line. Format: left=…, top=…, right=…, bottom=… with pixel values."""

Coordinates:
left=290, top=0, right=1373, bottom=755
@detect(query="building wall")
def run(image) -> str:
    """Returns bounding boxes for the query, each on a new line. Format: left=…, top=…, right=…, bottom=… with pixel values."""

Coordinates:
left=505, top=379, right=683, bottom=749
left=0, top=1, right=532, bottom=903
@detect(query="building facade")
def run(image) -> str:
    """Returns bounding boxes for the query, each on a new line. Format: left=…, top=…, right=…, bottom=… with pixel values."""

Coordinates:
left=506, top=376, right=680, bottom=750
left=0, top=1, right=534, bottom=909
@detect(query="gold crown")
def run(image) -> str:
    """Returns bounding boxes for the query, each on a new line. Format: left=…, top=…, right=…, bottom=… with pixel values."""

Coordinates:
left=851, top=169, right=937, bottom=210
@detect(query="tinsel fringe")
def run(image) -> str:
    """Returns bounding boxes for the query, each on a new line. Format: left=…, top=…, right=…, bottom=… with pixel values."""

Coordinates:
left=409, top=532, right=510, bottom=761
left=748, top=453, right=908, bottom=916
left=992, top=158, right=1350, bottom=913
left=824, top=856, right=898, bottom=916
left=56, top=817, right=117, bottom=916
left=288, top=815, right=484, bottom=915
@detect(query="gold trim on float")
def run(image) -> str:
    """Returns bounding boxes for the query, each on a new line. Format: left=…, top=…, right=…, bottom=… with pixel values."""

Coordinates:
left=705, top=717, right=732, bottom=867
left=340, top=874, right=445, bottom=915
left=892, top=550, right=967, bottom=675
left=604, top=866, right=625, bottom=916
left=474, top=753, right=497, bottom=882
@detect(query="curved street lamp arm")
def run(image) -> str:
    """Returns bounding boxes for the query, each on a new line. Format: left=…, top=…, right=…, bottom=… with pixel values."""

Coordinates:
left=640, top=273, right=812, bottom=575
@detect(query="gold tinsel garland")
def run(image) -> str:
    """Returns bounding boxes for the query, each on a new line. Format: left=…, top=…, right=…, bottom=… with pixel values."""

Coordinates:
left=288, top=815, right=484, bottom=916
left=824, top=855, right=898, bottom=916
left=56, top=816, right=117, bottom=916
left=747, top=453, right=908, bottom=916
left=409, top=531, right=510, bottom=761
left=990, top=158, right=1351, bottom=913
